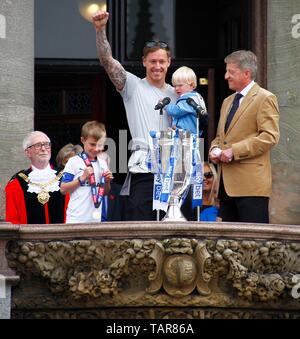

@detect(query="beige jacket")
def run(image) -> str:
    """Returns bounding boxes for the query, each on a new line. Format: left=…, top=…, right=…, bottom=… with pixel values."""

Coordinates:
left=211, top=83, right=280, bottom=197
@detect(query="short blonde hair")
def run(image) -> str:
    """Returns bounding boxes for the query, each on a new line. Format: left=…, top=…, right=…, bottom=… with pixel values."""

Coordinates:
left=172, top=66, right=197, bottom=89
left=81, top=121, right=106, bottom=140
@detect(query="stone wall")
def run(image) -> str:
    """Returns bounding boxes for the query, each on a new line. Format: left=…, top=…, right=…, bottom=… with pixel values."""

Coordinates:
left=0, top=0, right=34, bottom=219
left=268, top=0, right=300, bottom=224
left=2, top=222, right=300, bottom=319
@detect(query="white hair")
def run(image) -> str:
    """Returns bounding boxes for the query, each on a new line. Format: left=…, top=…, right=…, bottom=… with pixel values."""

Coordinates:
left=22, top=131, right=50, bottom=150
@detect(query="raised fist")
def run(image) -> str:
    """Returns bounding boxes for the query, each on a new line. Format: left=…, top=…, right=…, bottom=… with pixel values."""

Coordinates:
left=92, top=11, right=109, bottom=31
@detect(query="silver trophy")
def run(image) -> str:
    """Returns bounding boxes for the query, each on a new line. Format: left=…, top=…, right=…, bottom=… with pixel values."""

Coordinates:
left=159, top=130, right=193, bottom=222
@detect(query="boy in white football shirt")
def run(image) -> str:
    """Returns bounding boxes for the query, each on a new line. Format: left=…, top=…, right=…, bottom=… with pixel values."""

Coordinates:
left=60, top=121, right=113, bottom=223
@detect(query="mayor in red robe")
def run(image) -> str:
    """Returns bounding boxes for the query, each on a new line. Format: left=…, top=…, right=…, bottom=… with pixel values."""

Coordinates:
left=5, top=131, right=68, bottom=224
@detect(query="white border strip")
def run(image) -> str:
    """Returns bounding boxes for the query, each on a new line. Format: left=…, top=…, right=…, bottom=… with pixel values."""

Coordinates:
left=0, top=14, right=6, bottom=39
left=0, top=274, right=6, bottom=299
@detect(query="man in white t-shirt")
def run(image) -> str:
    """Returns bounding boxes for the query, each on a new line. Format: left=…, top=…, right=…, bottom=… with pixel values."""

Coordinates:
left=92, top=11, right=177, bottom=221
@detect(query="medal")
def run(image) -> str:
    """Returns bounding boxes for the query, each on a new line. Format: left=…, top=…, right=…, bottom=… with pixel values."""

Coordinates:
left=92, top=210, right=101, bottom=220
left=37, top=190, right=50, bottom=205
left=81, top=152, right=105, bottom=209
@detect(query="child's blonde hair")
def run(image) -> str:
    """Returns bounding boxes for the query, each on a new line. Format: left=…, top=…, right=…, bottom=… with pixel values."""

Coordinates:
left=81, top=121, right=106, bottom=140
left=172, top=66, right=197, bottom=89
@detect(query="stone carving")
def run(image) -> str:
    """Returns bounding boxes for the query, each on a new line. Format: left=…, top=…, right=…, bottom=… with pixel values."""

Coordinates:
left=11, top=308, right=300, bottom=320
left=291, top=275, right=300, bottom=299
left=6, top=238, right=300, bottom=304
left=210, top=240, right=300, bottom=302
left=147, top=240, right=212, bottom=297
left=7, top=239, right=156, bottom=299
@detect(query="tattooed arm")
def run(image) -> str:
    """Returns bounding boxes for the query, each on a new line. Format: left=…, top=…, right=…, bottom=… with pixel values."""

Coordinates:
left=92, top=11, right=127, bottom=91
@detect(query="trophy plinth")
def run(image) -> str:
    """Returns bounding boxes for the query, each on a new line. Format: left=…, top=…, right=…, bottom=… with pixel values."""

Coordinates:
left=162, top=196, right=187, bottom=222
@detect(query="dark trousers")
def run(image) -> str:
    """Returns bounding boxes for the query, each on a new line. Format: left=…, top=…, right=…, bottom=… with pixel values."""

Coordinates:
left=181, top=188, right=197, bottom=221
left=123, top=173, right=157, bottom=221
left=218, top=177, right=269, bottom=223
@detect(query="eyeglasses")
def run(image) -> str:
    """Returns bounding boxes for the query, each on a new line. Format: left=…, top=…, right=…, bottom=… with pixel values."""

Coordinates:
left=204, top=172, right=214, bottom=179
left=145, top=41, right=169, bottom=49
left=27, top=142, right=51, bottom=150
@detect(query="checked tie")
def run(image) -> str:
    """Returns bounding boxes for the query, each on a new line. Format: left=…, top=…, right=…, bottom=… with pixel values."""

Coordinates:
left=225, top=93, right=243, bottom=132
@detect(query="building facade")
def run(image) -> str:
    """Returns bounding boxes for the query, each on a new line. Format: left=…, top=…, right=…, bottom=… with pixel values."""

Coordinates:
left=0, top=0, right=299, bottom=224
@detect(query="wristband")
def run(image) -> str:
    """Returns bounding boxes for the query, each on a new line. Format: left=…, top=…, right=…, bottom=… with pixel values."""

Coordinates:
left=78, top=177, right=84, bottom=186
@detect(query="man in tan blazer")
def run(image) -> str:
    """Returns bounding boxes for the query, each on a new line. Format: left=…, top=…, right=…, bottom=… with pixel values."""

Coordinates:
left=209, top=50, right=280, bottom=223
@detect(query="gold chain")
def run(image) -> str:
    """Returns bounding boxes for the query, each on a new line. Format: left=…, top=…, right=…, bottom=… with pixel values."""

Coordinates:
left=18, top=171, right=63, bottom=205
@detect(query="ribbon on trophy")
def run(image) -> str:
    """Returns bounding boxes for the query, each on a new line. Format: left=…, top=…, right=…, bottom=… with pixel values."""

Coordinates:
left=147, top=131, right=167, bottom=212
left=148, top=129, right=202, bottom=213
left=191, top=134, right=203, bottom=209
left=81, top=152, right=105, bottom=210
left=159, top=129, right=178, bottom=204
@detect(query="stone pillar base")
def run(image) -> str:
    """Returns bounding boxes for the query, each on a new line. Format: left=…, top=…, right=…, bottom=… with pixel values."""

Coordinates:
left=0, top=276, right=19, bottom=319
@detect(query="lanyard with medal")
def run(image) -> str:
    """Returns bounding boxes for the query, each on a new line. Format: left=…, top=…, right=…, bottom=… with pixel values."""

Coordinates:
left=81, top=152, right=105, bottom=220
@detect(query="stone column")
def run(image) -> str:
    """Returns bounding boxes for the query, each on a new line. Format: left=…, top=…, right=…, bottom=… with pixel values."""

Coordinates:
left=0, top=275, right=11, bottom=319
left=0, top=0, right=34, bottom=219
left=268, top=0, right=300, bottom=225
left=0, top=225, right=19, bottom=319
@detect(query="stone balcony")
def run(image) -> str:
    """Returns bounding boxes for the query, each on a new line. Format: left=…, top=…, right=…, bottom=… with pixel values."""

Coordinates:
left=1, top=222, right=300, bottom=319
